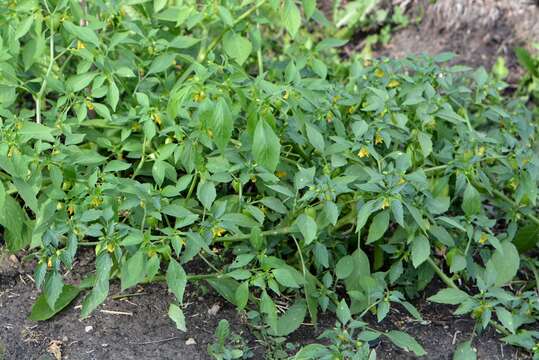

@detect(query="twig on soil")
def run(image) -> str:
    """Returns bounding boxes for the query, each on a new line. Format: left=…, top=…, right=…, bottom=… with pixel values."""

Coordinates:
left=111, top=292, right=146, bottom=300
left=129, top=336, right=182, bottom=345
left=99, top=309, right=133, bottom=316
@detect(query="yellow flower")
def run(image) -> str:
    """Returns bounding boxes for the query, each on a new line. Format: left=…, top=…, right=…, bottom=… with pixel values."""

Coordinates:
left=207, top=129, right=214, bottom=138
left=47, top=258, right=53, bottom=269
left=387, top=79, right=400, bottom=88
left=90, top=196, right=103, bottom=208
left=363, top=59, right=372, bottom=67
left=382, top=198, right=390, bottom=209
left=476, top=146, right=485, bottom=156
left=152, top=112, right=162, bottom=126
left=398, top=177, right=406, bottom=185
left=358, top=146, right=369, bottom=158
left=250, top=175, right=257, bottom=183
left=76, top=40, right=86, bottom=50
left=326, top=112, right=334, bottom=123
left=479, top=233, right=488, bottom=244
left=212, top=227, right=226, bottom=237
left=275, top=170, right=287, bottom=178
left=375, top=133, right=383, bottom=145
left=107, top=243, right=115, bottom=253
left=374, top=68, right=385, bottom=78
left=85, top=100, right=94, bottom=110
left=283, top=90, right=289, bottom=100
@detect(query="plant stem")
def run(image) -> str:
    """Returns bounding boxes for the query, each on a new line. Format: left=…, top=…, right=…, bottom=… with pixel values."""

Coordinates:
left=36, top=2, right=56, bottom=124
left=427, top=257, right=458, bottom=290
left=215, top=226, right=293, bottom=243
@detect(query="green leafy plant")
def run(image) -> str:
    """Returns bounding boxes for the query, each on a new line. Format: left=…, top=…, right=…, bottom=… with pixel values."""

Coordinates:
left=516, top=45, right=539, bottom=102
left=0, top=0, right=538, bottom=358
left=208, top=319, right=253, bottom=360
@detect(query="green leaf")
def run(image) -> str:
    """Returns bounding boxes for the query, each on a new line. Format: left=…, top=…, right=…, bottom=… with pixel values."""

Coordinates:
left=63, top=21, right=99, bottom=47
left=305, top=123, right=325, bottom=152
left=453, top=340, right=477, bottom=360
left=486, top=241, right=520, bottom=287
left=366, top=210, right=390, bottom=244
left=417, top=131, right=432, bottom=157
left=385, top=331, right=426, bottom=356
left=223, top=33, right=252, bottom=65
left=103, top=160, right=131, bottom=173
left=411, top=234, right=430, bottom=268
left=147, top=53, right=176, bottom=75
left=495, top=307, right=515, bottom=334
left=302, top=0, right=316, bottom=18
left=166, top=259, right=187, bottom=303
left=30, top=285, right=81, bottom=321
left=81, top=253, right=112, bottom=318
left=12, top=177, right=38, bottom=213
left=336, top=299, right=351, bottom=325
left=462, top=183, right=481, bottom=216
left=252, top=120, right=281, bottom=172
left=209, top=98, right=233, bottom=152
left=196, top=180, right=216, bottom=210
left=154, top=0, right=167, bottom=13
left=44, top=272, right=64, bottom=310
left=0, top=181, right=5, bottom=210
left=273, top=268, right=300, bottom=288
left=19, top=122, right=55, bottom=142
left=207, top=277, right=240, bottom=306
left=336, top=255, right=354, bottom=279
left=282, top=0, right=301, bottom=38
left=428, top=288, right=470, bottom=305
left=121, top=250, right=146, bottom=290
left=295, top=213, right=317, bottom=245
left=0, top=195, right=29, bottom=251
left=235, top=281, right=249, bottom=310
left=67, top=72, right=97, bottom=92
left=152, top=159, right=166, bottom=186
left=168, top=303, right=186, bottom=332
left=273, top=300, right=307, bottom=336
left=515, top=47, right=537, bottom=76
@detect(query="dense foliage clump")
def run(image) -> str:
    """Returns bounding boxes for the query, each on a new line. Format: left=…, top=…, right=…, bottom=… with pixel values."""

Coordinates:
left=0, top=1, right=538, bottom=358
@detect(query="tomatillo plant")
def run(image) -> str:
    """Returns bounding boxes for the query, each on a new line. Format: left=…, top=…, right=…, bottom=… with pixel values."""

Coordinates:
left=0, top=0, right=538, bottom=358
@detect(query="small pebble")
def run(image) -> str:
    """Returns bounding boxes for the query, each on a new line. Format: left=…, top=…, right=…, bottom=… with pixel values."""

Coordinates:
left=185, top=338, right=196, bottom=345
left=85, top=326, right=93, bottom=333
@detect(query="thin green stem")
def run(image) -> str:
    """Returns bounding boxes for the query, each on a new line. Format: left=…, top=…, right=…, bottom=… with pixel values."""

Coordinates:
left=427, top=257, right=458, bottom=290
left=215, top=226, right=293, bottom=243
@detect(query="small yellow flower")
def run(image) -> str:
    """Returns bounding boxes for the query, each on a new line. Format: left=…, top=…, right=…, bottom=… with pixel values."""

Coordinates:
left=152, top=113, right=162, bottom=126
left=107, top=243, right=115, bottom=252
left=326, top=112, right=334, bottom=123
left=56, top=202, right=64, bottom=210
left=382, top=198, right=390, bottom=209
left=358, top=147, right=369, bottom=158
left=131, top=122, right=141, bottom=131
left=479, top=233, right=488, bottom=244
left=476, top=146, right=485, bottom=156
left=283, top=90, right=289, bottom=100
left=85, top=100, right=94, bottom=110
left=387, top=79, right=400, bottom=88
left=374, top=68, right=385, bottom=78
left=207, top=129, right=214, bottom=138
left=76, top=40, right=86, bottom=50
left=363, top=59, right=373, bottom=67
left=348, top=106, right=355, bottom=114
left=193, top=91, right=205, bottom=102
left=332, top=95, right=340, bottom=104
left=47, top=257, right=53, bottom=269
left=90, top=196, right=103, bottom=208
left=275, top=170, right=287, bottom=178
left=67, top=205, right=75, bottom=215
left=398, top=177, right=406, bottom=185
left=375, top=133, right=383, bottom=145
left=212, top=227, right=226, bottom=237
left=250, top=175, right=257, bottom=183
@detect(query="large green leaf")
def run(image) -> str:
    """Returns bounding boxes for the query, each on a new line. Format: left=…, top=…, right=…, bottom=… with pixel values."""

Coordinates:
left=252, top=120, right=281, bottom=172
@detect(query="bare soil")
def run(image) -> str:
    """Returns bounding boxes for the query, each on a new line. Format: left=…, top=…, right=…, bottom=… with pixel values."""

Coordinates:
left=0, top=250, right=527, bottom=360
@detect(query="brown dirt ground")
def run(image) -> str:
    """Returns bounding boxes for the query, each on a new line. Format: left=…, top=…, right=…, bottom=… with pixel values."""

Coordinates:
left=0, top=249, right=528, bottom=360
